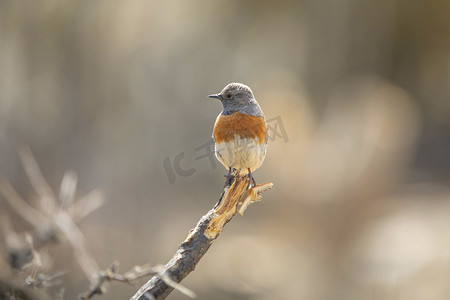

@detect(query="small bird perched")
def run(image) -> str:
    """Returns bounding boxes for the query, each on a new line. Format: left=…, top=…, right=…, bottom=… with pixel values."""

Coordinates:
left=209, top=83, right=267, bottom=188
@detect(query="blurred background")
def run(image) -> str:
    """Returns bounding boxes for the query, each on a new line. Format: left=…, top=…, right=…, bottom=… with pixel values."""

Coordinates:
left=1, top=0, right=450, bottom=299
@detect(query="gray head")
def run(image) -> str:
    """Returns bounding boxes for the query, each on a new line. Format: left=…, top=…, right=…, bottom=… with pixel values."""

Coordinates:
left=208, top=83, right=264, bottom=117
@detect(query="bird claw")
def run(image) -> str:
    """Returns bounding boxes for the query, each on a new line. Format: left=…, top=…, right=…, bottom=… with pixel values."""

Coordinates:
left=224, top=168, right=256, bottom=190
left=245, top=170, right=256, bottom=190
left=224, top=168, right=237, bottom=177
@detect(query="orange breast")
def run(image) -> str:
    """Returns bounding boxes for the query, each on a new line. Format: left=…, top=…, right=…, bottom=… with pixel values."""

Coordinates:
left=213, top=112, right=267, bottom=144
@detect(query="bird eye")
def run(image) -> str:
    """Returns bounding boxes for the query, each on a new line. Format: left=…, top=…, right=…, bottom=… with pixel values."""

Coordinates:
left=225, top=93, right=232, bottom=99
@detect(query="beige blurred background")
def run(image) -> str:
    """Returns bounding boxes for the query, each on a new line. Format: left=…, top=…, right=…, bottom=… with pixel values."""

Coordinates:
left=1, top=0, right=450, bottom=299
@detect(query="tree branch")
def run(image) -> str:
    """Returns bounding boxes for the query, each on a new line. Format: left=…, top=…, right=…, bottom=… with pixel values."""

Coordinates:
left=0, top=146, right=104, bottom=288
left=131, top=173, right=273, bottom=300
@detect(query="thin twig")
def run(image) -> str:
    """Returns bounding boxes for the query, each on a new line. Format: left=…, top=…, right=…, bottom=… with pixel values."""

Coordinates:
left=0, top=179, right=49, bottom=229
left=68, top=189, right=104, bottom=222
left=80, top=262, right=196, bottom=300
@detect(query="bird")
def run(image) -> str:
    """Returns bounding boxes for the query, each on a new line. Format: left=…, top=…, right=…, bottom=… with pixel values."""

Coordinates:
left=208, top=83, right=267, bottom=188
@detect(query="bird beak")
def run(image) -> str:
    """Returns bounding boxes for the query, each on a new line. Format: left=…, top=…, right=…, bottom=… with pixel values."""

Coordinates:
left=208, top=94, right=222, bottom=100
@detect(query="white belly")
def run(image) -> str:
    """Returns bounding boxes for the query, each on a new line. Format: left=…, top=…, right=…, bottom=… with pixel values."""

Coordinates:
left=215, top=136, right=267, bottom=174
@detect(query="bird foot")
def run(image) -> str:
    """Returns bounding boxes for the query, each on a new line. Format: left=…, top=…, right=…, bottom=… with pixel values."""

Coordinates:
left=245, top=169, right=256, bottom=190
left=224, top=167, right=237, bottom=178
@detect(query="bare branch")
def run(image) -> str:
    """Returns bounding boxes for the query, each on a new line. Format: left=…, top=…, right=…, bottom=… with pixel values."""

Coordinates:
left=80, top=262, right=196, bottom=300
left=1, top=147, right=103, bottom=284
left=0, top=179, right=49, bottom=229
left=25, top=269, right=67, bottom=288
left=59, top=170, right=78, bottom=209
left=53, top=210, right=99, bottom=283
left=131, top=173, right=273, bottom=300
left=68, top=189, right=104, bottom=222
left=18, top=145, right=57, bottom=214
